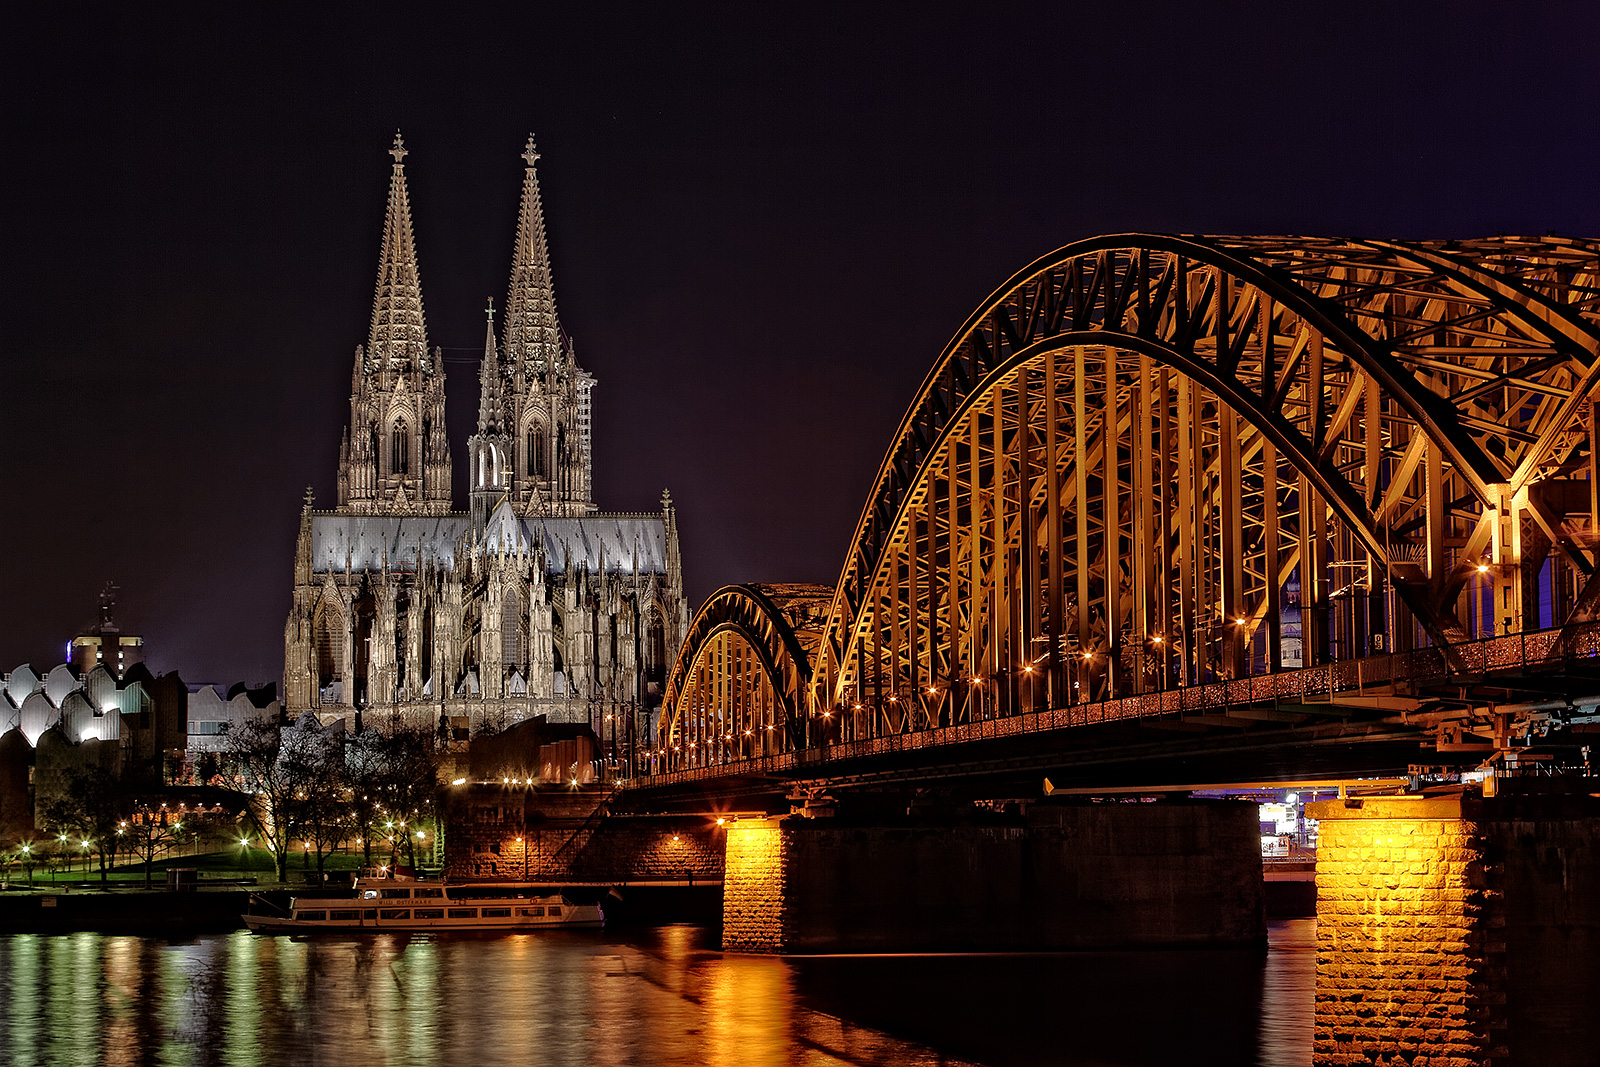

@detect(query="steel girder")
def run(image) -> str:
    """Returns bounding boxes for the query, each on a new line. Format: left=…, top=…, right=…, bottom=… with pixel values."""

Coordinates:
left=657, top=583, right=829, bottom=768
left=809, top=234, right=1600, bottom=721
left=661, top=235, right=1600, bottom=771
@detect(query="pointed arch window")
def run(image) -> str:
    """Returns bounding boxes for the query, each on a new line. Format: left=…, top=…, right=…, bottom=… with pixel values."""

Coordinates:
left=392, top=421, right=410, bottom=475
left=529, top=427, right=546, bottom=478
left=502, top=589, right=526, bottom=670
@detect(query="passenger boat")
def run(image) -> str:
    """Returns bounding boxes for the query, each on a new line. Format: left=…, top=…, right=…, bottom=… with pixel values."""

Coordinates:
left=243, top=872, right=604, bottom=933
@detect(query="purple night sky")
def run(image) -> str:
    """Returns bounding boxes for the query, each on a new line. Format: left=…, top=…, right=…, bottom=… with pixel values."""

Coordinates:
left=5, top=4, right=1598, bottom=685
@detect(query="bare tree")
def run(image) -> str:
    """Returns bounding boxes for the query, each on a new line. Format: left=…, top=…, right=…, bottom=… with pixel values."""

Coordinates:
left=286, top=737, right=351, bottom=883
left=41, top=771, right=124, bottom=884
left=345, top=725, right=388, bottom=868
left=119, top=793, right=193, bottom=888
left=220, top=716, right=338, bottom=883
left=377, top=725, right=442, bottom=869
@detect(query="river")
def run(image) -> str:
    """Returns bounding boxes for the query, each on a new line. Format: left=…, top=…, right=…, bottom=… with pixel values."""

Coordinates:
left=0, top=919, right=1314, bottom=1066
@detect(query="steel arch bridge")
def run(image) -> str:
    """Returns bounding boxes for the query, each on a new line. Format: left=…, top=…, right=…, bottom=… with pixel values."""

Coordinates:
left=648, top=235, right=1600, bottom=783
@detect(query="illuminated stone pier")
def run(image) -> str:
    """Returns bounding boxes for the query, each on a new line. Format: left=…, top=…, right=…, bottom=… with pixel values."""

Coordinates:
left=1309, top=791, right=1600, bottom=1066
left=723, top=799, right=1265, bottom=954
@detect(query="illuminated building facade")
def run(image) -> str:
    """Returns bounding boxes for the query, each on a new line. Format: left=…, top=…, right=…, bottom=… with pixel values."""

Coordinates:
left=282, top=135, right=687, bottom=754
left=67, top=582, right=143, bottom=675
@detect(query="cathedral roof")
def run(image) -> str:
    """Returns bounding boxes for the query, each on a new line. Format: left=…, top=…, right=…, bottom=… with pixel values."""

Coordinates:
left=308, top=510, right=671, bottom=576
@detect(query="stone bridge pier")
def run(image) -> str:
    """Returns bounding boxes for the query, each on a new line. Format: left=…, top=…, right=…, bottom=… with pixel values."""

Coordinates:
left=1309, top=790, right=1600, bottom=1066
left=721, top=797, right=1265, bottom=954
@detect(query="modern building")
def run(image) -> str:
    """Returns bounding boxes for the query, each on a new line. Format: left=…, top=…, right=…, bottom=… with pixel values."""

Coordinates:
left=0, top=659, right=190, bottom=832
left=282, top=134, right=688, bottom=763
left=184, top=682, right=281, bottom=754
left=67, top=582, right=144, bottom=675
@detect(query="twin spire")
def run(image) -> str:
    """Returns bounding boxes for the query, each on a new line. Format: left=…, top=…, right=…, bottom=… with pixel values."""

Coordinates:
left=364, top=131, right=565, bottom=381
left=367, top=131, right=428, bottom=371
left=502, top=133, right=565, bottom=376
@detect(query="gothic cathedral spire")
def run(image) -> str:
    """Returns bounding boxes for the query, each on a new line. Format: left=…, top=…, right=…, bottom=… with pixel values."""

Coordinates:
left=338, top=132, right=452, bottom=514
left=369, top=132, right=428, bottom=370
left=502, top=135, right=597, bottom=518
left=502, top=134, right=563, bottom=376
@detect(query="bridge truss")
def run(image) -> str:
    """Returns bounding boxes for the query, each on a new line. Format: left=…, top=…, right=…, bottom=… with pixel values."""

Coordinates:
left=654, top=235, right=1600, bottom=777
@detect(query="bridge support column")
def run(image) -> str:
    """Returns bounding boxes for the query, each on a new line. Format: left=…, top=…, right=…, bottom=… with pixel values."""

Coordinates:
left=722, top=799, right=1264, bottom=953
left=1308, top=792, right=1600, bottom=1066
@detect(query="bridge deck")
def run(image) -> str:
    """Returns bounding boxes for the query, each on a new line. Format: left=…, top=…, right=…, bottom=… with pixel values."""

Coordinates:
left=627, top=624, right=1600, bottom=791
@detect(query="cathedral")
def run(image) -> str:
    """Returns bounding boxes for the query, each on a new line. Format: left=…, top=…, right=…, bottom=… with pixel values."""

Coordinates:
left=283, top=134, right=687, bottom=764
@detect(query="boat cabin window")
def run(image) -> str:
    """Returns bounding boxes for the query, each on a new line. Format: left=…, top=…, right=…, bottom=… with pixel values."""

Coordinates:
left=362, top=890, right=379, bottom=899
left=548, top=906, right=561, bottom=916
left=414, top=908, right=444, bottom=919
left=298, top=910, right=327, bottom=921
left=518, top=907, right=544, bottom=917
left=363, top=910, right=377, bottom=919
left=482, top=908, right=511, bottom=918
left=380, top=909, right=410, bottom=920
left=448, top=908, right=477, bottom=919
left=414, top=888, right=443, bottom=898
left=380, top=888, right=411, bottom=898
left=329, top=909, right=359, bottom=920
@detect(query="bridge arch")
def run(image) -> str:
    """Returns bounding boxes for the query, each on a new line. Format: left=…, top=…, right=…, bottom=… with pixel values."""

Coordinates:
left=661, top=235, right=1600, bottom=766
left=659, top=584, right=830, bottom=768
left=809, top=235, right=1600, bottom=731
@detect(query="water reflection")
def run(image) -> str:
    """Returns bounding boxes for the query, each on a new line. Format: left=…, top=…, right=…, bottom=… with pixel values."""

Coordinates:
left=0, top=921, right=1312, bottom=1066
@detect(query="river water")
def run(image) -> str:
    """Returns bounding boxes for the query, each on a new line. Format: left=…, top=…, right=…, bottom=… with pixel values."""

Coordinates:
left=0, top=919, right=1314, bottom=1066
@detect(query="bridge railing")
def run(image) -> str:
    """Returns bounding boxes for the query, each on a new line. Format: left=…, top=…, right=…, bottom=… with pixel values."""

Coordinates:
left=624, top=622, right=1600, bottom=788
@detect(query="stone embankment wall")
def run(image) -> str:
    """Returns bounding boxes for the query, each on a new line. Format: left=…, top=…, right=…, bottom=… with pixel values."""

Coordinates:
left=1309, top=791, right=1600, bottom=1067
left=443, top=786, right=722, bottom=883
left=723, top=799, right=1264, bottom=954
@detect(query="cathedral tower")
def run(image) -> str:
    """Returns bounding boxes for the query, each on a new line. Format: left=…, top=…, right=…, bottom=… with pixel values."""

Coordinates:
left=337, top=132, right=452, bottom=514
left=287, top=133, right=687, bottom=749
left=502, top=136, right=595, bottom=517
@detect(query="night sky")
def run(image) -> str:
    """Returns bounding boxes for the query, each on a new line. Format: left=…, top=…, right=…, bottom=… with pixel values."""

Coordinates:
left=5, top=4, right=1598, bottom=686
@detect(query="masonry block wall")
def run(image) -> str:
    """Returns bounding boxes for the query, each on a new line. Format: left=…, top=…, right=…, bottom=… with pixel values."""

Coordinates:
left=1309, top=791, right=1600, bottom=1067
left=722, top=818, right=787, bottom=952
left=563, top=821, right=723, bottom=883
left=443, top=786, right=723, bottom=883
left=722, top=799, right=1264, bottom=954
left=1308, top=796, right=1491, bottom=1066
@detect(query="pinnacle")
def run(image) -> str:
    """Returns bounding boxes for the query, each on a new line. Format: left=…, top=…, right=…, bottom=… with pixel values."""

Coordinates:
left=522, top=134, right=539, bottom=168
left=390, top=130, right=408, bottom=164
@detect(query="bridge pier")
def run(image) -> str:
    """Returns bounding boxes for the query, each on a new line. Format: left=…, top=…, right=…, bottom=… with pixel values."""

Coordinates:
left=1308, top=790, right=1600, bottom=1066
left=723, top=798, right=1264, bottom=953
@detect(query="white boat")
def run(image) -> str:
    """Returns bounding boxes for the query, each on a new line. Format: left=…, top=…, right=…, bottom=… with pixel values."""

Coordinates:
left=243, top=873, right=604, bottom=933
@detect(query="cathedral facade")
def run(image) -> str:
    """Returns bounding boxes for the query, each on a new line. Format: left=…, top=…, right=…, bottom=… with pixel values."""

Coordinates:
left=283, top=135, right=687, bottom=762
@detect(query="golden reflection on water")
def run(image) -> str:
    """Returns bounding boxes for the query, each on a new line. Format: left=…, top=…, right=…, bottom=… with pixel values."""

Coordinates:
left=0, top=922, right=1315, bottom=1066
left=704, top=953, right=793, bottom=1066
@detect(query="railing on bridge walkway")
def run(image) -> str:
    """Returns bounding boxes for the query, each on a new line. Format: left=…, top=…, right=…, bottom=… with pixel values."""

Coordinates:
left=625, top=622, right=1600, bottom=788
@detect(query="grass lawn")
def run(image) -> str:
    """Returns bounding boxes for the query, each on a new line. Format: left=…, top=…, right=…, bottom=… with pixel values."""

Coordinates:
left=10, top=847, right=374, bottom=888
